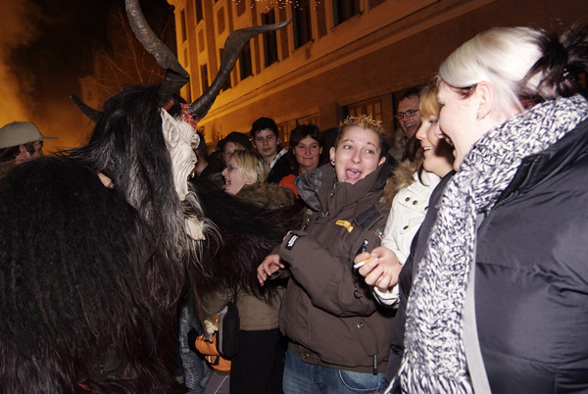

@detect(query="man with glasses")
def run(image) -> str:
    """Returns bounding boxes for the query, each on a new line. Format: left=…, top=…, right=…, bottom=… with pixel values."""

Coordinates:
left=389, top=88, right=422, bottom=162
left=0, top=121, right=56, bottom=178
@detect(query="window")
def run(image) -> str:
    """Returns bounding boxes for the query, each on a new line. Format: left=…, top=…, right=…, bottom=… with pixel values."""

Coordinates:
left=217, top=8, right=225, bottom=34
left=180, top=10, right=187, bottom=42
left=195, top=0, right=203, bottom=23
left=346, top=98, right=382, bottom=121
left=236, top=0, right=246, bottom=16
left=239, top=42, right=253, bottom=80
left=333, top=0, right=360, bottom=26
left=200, top=64, right=209, bottom=92
left=278, top=114, right=319, bottom=145
left=292, top=0, right=312, bottom=49
left=198, top=30, right=205, bottom=52
left=262, top=10, right=278, bottom=67
left=369, top=0, right=387, bottom=8
left=315, top=0, right=328, bottom=38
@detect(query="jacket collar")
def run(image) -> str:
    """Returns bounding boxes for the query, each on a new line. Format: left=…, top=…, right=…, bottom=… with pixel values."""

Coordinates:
left=296, top=157, right=394, bottom=214
left=499, top=118, right=588, bottom=204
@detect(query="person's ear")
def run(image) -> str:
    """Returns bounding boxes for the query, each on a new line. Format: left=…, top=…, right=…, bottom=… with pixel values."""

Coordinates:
left=378, top=156, right=386, bottom=166
left=15, top=144, right=28, bottom=159
left=475, top=82, right=493, bottom=120
left=329, top=147, right=336, bottom=165
left=319, top=146, right=323, bottom=154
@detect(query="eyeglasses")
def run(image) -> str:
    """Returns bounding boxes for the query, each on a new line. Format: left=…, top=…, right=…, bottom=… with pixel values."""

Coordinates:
left=395, top=109, right=419, bottom=120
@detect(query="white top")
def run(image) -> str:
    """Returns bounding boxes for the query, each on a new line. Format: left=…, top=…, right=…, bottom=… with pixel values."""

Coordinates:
left=269, top=148, right=288, bottom=169
left=373, top=170, right=441, bottom=306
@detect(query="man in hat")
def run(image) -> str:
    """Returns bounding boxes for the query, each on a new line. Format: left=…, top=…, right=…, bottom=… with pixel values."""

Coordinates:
left=0, top=121, right=56, bottom=178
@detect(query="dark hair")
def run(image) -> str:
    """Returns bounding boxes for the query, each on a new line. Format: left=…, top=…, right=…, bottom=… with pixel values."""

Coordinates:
left=218, top=131, right=252, bottom=152
left=195, top=131, right=207, bottom=155
left=0, top=145, right=20, bottom=162
left=0, top=141, right=43, bottom=162
left=286, top=124, right=325, bottom=172
left=250, top=117, right=279, bottom=138
left=65, top=85, right=186, bottom=308
left=399, top=87, right=421, bottom=103
left=522, top=24, right=588, bottom=103
left=402, top=134, right=422, bottom=162
left=321, top=126, right=339, bottom=152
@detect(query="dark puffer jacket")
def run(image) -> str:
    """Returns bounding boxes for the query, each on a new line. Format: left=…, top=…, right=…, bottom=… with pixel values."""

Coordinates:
left=391, top=119, right=588, bottom=392
left=475, top=118, right=588, bottom=393
left=277, top=160, right=396, bottom=373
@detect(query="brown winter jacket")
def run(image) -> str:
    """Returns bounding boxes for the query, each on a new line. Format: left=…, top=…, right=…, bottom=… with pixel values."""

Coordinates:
left=277, top=160, right=396, bottom=373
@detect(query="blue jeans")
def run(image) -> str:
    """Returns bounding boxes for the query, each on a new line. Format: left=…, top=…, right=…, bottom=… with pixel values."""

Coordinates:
left=283, top=351, right=387, bottom=394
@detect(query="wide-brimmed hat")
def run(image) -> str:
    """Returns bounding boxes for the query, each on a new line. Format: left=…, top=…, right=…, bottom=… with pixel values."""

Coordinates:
left=0, top=121, right=57, bottom=149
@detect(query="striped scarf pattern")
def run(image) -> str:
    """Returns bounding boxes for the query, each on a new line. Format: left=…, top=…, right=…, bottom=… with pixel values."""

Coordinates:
left=398, top=95, right=588, bottom=393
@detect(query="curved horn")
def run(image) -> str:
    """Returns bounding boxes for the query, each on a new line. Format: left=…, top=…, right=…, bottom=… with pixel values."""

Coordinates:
left=188, top=20, right=291, bottom=120
left=70, top=95, right=102, bottom=123
left=125, top=0, right=189, bottom=105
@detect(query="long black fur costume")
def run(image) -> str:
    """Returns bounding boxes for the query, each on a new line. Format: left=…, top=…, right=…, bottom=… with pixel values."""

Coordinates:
left=0, top=86, right=304, bottom=393
left=0, top=2, right=296, bottom=389
left=0, top=86, right=212, bottom=393
left=191, top=178, right=303, bottom=299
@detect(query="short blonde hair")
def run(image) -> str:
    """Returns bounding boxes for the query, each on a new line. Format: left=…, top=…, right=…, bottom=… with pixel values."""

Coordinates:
left=232, top=149, right=268, bottom=184
left=336, top=115, right=387, bottom=157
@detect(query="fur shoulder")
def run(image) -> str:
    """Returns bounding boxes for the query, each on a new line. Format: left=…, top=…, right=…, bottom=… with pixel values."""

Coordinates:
left=380, top=160, right=419, bottom=204
left=237, top=182, right=296, bottom=209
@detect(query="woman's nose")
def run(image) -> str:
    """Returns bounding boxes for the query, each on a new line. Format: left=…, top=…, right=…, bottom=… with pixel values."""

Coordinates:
left=415, top=119, right=426, bottom=140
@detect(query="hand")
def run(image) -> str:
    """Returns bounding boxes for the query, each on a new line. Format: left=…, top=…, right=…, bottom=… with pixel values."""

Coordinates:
left=257, top=254, right=285, bottom=286
left=355, top=246, right=402, bottom=292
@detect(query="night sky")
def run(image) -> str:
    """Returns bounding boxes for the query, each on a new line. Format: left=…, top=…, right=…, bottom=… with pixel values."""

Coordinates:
left=1, top=0, right=174, bottom=153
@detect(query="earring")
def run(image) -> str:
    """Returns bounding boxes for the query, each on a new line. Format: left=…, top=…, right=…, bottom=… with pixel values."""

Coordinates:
left=330, top=159, right=335, bottom=165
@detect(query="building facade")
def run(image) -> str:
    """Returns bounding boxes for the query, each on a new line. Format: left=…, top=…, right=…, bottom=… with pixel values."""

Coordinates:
left=167, top=0, right=586, bottom=148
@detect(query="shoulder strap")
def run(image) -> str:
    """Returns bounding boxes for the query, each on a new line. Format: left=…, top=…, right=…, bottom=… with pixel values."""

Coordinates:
left=463, top=213, right=492, bottom=393
left=354, top=205, right=384, bottom=230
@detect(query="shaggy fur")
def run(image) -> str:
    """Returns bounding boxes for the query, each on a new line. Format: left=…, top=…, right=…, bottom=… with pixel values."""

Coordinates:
left=190, top=179, right=303, bottom=299
left=0, top=86, right=216, bottom=392
left=381, top=160, right=420, bottom=203
left=0, top=159, right=180, bottom=392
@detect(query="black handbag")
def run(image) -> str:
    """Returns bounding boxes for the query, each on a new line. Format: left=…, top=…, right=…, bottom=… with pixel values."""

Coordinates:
left=216, top=300, right=239, bottom=358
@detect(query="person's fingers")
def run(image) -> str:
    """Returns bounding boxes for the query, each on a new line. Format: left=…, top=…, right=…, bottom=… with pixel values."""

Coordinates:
left=357, top=256, right=379, bottom=275
left=363, top=265, right=384, bottom=286
left=353, top=251, right=370, bottom=265
left=375, top=271, right=394, bottom=290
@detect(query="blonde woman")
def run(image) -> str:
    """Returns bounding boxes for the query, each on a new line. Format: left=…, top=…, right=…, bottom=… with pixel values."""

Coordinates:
left=205, top=148, right=296, bottom=394
left=221, top=150, right=268, bottom=195
left=258, top=115, right=395, bottom=393
left=357, top=82, right=454, bottom=307
left=398, top=26, right=588, bottom=393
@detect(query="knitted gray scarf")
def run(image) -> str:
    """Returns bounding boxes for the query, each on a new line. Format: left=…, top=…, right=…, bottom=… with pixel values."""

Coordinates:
left=398, top=95, right=588, bottom=393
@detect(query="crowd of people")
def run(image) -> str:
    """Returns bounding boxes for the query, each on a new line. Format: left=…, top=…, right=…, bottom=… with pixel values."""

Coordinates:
left=1, top=21, right=588, bottom=394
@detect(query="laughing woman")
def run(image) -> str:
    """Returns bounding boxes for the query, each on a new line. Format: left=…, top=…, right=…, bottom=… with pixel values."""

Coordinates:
left=205, top=149, right=297, bottom=394
left=258, top=115, right=396, bottom=393
left=399, top=26, right=588, bottom=393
